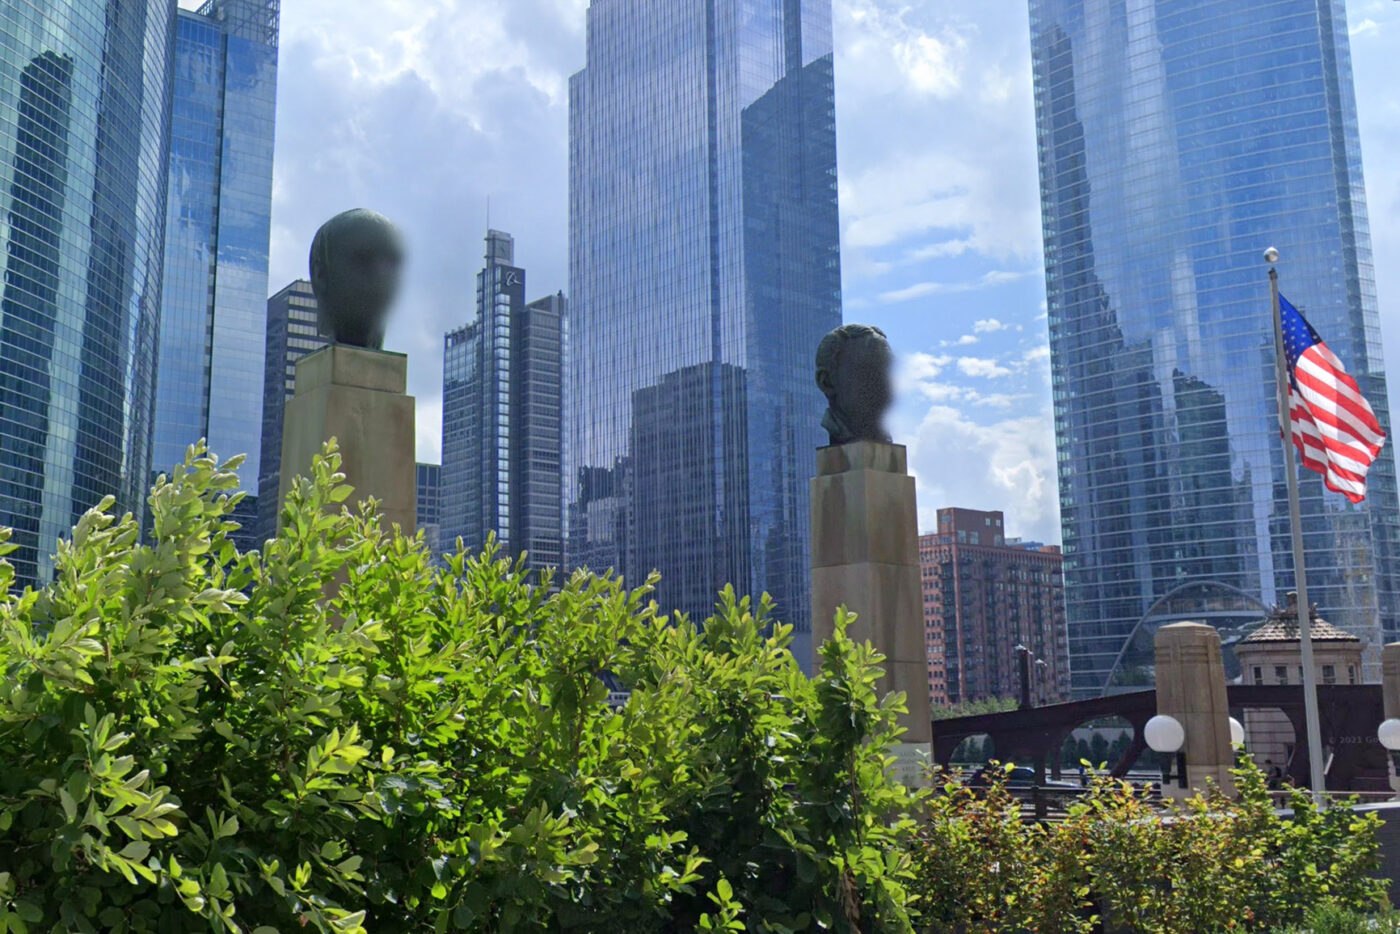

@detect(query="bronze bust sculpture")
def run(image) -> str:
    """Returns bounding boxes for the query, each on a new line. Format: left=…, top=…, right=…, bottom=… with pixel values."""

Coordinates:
left=815, top=323, right=894, bottom=446
left=309, top=208, right=404, bottom=349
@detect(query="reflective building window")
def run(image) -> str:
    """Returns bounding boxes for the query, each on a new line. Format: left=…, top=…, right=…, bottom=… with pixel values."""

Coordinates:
left=568, top=0, right=842, bottom=667
left=154, top=0, right=279, bottom=551
left=416, top=461, right=442, bottom=557
left=255, top=279, right=325, bottom=542
left=1028, top=0, right=1400, bottom=694
left=441, top=230, right=565, bottom=580
left=0, top=0, right=176, bottom=587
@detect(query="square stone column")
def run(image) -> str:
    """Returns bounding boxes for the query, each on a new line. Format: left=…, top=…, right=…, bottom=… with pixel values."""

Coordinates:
left=278, top=345, right=416, bottom=533
left=811, top=441, right=931, bottom=784
left=1383, top=643, right=1400, bottom=794
left=1154, top=622, right=1235, bottom=799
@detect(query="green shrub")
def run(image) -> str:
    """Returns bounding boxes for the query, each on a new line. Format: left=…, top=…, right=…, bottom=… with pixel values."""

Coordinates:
left=1273, top=902, right=1400, bottom=934
left=909, top=760, right=1387, bottom=933
left=0, top=443, right=922, bottom=933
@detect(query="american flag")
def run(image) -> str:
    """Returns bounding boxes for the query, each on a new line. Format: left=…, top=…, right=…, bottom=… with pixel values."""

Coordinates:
left=1280, top=294, right=1385, bottom=503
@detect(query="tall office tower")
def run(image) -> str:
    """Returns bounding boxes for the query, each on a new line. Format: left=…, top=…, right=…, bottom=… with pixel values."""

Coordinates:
left=918, top=508, right=1071, bottom=710
left=1029, top=0, right=1400, bottom=694
left=255, top=280, right=326, bottom=542
left=568, top=0, right=841, bottom=664
left=0, top=0, right=176, bottom=588
left=440, top=231, right=565, bottom=576
left=153, top=0, right=279, bottom=550
left=416, top=462, right=441, bottom=557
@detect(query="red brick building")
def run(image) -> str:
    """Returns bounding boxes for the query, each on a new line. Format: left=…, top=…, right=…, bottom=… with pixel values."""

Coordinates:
left=919, top=507, right=1071, bottom=710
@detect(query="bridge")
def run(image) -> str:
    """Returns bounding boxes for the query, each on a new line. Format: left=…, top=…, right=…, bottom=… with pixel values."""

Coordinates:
left=930, top=684, right=1388, bottom=791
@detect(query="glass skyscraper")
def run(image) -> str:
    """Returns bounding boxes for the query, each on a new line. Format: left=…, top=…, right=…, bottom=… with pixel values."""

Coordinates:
left=568, top=0, right=841, bottom=664
left=441, top=230, right=565, bottom=577
left=1029, top=0, right=1400, bottom=694
left=0, top=0, right=176, bottom=588
left=255, top=279, right=325, bottom=543
left=416, top=461, right=442, bottom=557
left=154, top=0, right=279, bottom=549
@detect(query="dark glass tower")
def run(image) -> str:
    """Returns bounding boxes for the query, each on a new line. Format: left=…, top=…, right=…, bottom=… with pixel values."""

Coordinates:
left=440, top=231, right=565, bottom=577
left=0, top=0, right=176, bottom=588
left=1028, top=0, right=1400, bottom=693
left=255, top=279, right=326, bottom=542
left=416, top=462, right=441, bottom=556
left=153, top=0, right=279, bottom=549
left=568, top=0, right=841, bottom=664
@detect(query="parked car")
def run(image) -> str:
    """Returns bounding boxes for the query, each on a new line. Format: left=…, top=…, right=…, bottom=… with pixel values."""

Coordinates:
left=967, top=765, right=1079, bottom=790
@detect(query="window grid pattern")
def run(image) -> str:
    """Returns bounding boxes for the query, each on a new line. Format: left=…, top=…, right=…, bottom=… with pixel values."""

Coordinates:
left=568, top=0, right=841, bottom=667
left=0, top=0, right=176, bottom=587
left=441, top=231, right=565, bottom=580
left=254, top=279, right=324, bottom=543
left=153, top=0, right=278, bottom=552
left=1029, top=0, right=1400, bottom=695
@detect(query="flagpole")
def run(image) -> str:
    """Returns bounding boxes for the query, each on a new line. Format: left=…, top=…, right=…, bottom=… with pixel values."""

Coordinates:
left=1267, top=246, right=1327, bottom=806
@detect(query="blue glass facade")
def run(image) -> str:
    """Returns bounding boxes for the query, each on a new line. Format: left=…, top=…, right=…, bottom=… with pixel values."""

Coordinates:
left=1029, top=0, right=1400, bottom=694
left=0, top=0, right=176, bottom=588
left=154, top=0, right=278, bottom=548
left=255, top=279, right=324, bottom=542
left=441, top=231, right=564, bottom=578
left=416, top=461, right=441, bottom=556
left=568, top=0, right=841, bottom=665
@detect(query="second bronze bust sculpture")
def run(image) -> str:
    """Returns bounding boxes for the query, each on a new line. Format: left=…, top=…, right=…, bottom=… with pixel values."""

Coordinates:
left=815, top=323, right=894, bottom=446
left=309, top=208, right=404, bottom=350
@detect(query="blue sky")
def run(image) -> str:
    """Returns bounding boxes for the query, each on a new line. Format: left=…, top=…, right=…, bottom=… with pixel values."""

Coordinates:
left=200, top=0, right=1400, bottom=545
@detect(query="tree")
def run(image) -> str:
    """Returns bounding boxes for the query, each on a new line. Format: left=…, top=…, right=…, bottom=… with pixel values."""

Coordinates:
left=0, top=443, right=923, bottom=933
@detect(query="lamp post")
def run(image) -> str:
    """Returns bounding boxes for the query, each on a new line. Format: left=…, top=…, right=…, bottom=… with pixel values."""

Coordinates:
left=1146, top=714, right=1188, bottom=790
left=1379, top=719, right=1400, bottom=797
left=1016, top=644, right=1031, bottom=709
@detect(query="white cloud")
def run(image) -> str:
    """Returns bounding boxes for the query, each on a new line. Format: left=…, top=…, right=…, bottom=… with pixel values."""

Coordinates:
left=907, top=405, right=1060, bottom=542
left=903, top=352, right=953, bottom=381
left=941, top=333, right=979, bottom=347
left=907, top=237, right=975, bottom=260
left=836, top=0, right=968, bottom=99
left=973, top=318, right=1008, bottom=333
left=1352, top=18, right=1380, bottom=38
left=894, top=32, right=964, bottom=96
left=877, top=269, right=1030, bottom=303
left=957, top=357, right=1013, bottom=379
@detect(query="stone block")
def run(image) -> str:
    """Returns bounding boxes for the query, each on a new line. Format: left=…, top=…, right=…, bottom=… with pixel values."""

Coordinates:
left=1384, top=643, right=1400, bottom=721
left=1154, top=622, right=1234, bottom=798
left=810, top=440, right=931, bottom=749
left=278, top=345, right=416, bottom=533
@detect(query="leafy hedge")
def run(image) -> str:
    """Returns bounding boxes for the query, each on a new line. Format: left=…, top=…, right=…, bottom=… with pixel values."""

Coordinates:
left=910, top=760, right=1387, bottom=933
left=0, top=444, right=920, bottom=933
left=0, top=442, right=1390, bottom=933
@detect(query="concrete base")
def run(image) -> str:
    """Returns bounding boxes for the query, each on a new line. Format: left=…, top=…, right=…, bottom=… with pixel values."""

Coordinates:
left=278, top=345, right=416, bottom=533
left=1384, top=644, right=1400, bottom=794
left=1155, top=622, right=1234, bottom=799
left=890, top=741, right=932, bottom=790
left=811, top=441, right=932, bottom=748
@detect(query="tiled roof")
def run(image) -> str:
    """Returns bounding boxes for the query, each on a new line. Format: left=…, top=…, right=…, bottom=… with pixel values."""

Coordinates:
left=1240, top=605, right=1360, bottom=644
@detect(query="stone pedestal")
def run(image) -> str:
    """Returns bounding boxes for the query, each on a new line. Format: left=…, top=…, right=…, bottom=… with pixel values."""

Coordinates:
left=1383, top=643, right=1400, bottom=794
left=1154, top=622, right=1234, bottom=799
left=811, top=442, right=931, bottom=769
left=278, top=345, right=416, bottom=533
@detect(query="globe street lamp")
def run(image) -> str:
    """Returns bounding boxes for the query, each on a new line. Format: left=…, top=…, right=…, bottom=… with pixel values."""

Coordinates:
left=1379, top=720, right=1400, bottom=795
left=1146, top=714, right=1188, bottom=790
left=1229, top=717, right=1246, bottom=747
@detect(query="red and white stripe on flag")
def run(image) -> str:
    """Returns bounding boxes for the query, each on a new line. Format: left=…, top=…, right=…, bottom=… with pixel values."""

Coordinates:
left=1289, top=341, right=1385, bottom=503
